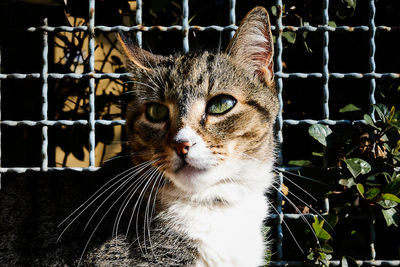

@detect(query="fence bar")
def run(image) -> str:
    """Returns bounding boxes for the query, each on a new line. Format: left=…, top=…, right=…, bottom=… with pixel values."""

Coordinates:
left=322, top=0, right=330, bottom=119
left=24, top=24, right=400, bottom=33
left=269, top=260, right=400, bottom=266
left=369, top=207, right=377, bottom=260
left=275, top=0, right=284, bottom=260
left=1, top=72, right=399, bottom=80
left=321, top=0, right=330, bottom=207
left=0, top=167, right=100, bottom=173
left=41, top=18, right=49, bottom=172
left=367, top=6, right=377, bottom=262
left=368, top=0, right=377, bottom=120
left=136, top=0, right=142, bottom=47
left=88, top=0, right=96, bottom=169
left=0, top=119, right=125, bottom=126
left=182, top=0, right=189, bottom=53
left=0, top=118, right=371, bottom=128
left=229, top=0, right=236, bottom=39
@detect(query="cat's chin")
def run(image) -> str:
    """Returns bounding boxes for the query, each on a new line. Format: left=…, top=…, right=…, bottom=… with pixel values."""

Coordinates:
left=175, top=164, right=208, bottom=179
left=163, top=163, right=214, bottom=193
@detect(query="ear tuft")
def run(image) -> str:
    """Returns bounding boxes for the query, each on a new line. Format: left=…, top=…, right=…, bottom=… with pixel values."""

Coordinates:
left=226, top=7, right=274, bottom=85
left=116, top=33, right=163, bottom=72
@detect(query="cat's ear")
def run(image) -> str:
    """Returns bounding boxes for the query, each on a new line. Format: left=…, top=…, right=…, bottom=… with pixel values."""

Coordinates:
left=117, top=33, right=163, bottom=72
left=226, top=7, right=274, bottom=85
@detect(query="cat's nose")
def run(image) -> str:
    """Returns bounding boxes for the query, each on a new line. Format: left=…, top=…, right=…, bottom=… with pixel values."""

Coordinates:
left=172, top=141, right=192, bottom=156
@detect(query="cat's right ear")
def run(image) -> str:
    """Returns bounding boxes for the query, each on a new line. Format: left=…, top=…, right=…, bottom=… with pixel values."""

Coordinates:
left=226, top=7, right=275, bottom=86
left=117, top=33, right=163, bottom=72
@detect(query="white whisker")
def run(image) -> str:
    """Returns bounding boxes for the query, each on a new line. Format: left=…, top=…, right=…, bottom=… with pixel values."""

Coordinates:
left=266, top=199, right=304, bottom=254
left=112, top=165, right=156, bottom=239
left=57, top=162, right=151, bottom=242
left=272, top=169, right=317, bottom=202
left=77, top=161, right=158, bottom=266
left=270, top=184, right=321, bottom=249
left=83, top=160, right=155, bottom=231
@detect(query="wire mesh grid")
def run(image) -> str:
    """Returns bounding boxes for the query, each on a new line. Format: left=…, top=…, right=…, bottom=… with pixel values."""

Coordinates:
left=0, top=0, right=399, bottom=266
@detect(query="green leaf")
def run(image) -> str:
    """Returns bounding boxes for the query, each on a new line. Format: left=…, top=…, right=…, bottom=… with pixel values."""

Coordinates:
left=328, top=21, right=337, bottom=27
left=364, top=187, right=380, bottom=200
left=341, top=256, right=360, bottom=267
left=363, top=114, right=379, bottom=130
left=312, top=219, right=332, bottom=240
left=389, top=121, right=400, bottom=131
left=323, top=214, right=339, bottom=230
left=356, top=183, right=365, bottom=197
left=309, top=124, right=332, bottom=146
left=344, top=158, right=371, bottom=178
left=343, top=0, right=356, bottom=9
left=312, top=152, right=324, bottom=157
left=271, top=6, right=277, bottom=17
left=339, top=178, right=356, bottom=188
left=382, top=193, right=400, bottom=203
left=381, top=208, right=399, bottom=227
left=395, top=140, right=400, bottom=154
left=319, top=244, right=333, bottom=253
left=282, top=31, right=296, bottom=44
left=288, top=160, right=312, bottom=167
left=336, top=0, right=357, bottom=19
left=378, top=199, right=398, bottom=209
left=383, top=177, right=400, bottom=195
left=388, top=106, right=396, bottom=123
left=307, top=252, right=315, bottom=261
left=339, top=104, right=361, bottom=113
left=373, top=103, right=389, bottom=122
left=366, top=175, right=381, bottom=186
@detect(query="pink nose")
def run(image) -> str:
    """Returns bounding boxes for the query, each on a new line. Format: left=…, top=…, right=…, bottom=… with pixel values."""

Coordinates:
left=172, top=141, right=192, bottom=156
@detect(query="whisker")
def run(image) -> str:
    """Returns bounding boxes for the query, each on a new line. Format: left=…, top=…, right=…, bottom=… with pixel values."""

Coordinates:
left=103, top=151, right=156, bottom=163
left=112, top=162, right=160, bottom=238
left=83, top=161, right=155, bottom=231
left=266, top=199, right=304, bottom=254
left=77, top=161, right=158, bottom=266
left=274, top=167, right=328, bottom=186
left=126, top=80, right=159, bottom=91
left=270, top=184, right=321, bottom=249
left=123, top=166, right=160, bottom=257
left=143, top=166, right=165, bottom=260
left=273, top=169, right=317, bottom=202
left=138, top=167, right=161, bottom=253
left=57, top=162, right=151, bottom=242
left=284, top=186, right=335, bottom=233
left=112, top=167, right=154, bottom=238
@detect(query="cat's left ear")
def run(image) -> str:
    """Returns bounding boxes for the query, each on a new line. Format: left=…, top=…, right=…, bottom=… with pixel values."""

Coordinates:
left=226, top=7, right=274, bottom=86
left=117, top=33, right=163, bottom=72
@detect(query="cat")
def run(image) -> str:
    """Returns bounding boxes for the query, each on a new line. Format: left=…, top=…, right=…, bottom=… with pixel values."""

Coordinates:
left=79, top=6, right=279, bottom=266
left=0, top=6, right=278, bottom=267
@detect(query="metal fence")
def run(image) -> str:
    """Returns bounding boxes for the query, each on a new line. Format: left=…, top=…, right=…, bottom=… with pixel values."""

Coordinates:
left=0, top=0, right=399, bottom=266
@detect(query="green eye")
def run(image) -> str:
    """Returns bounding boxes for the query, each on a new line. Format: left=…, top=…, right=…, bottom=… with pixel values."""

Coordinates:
left=146, top=103, right=169, bottom=122
left=207, top=95, right=237, bottom=115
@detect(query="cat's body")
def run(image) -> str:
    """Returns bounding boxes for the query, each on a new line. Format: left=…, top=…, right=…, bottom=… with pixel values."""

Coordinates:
left=0, top=7, right=278, bottom=267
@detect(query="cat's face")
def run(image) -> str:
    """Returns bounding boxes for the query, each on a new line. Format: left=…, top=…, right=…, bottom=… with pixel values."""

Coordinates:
left=119, top=7, right=278, bottom=198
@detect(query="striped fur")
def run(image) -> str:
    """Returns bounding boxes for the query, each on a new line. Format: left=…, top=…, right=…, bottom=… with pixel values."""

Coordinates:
left=88, top=7, right=279, bottom=266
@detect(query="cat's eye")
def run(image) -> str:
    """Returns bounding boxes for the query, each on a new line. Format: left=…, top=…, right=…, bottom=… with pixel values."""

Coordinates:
left=146, top=103, right=169, bottom=122
left=206, top=95, right=237, bottom=115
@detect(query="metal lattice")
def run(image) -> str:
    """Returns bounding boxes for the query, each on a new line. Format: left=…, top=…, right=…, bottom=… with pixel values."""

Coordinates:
left=0, top=0, right=399, bottom=266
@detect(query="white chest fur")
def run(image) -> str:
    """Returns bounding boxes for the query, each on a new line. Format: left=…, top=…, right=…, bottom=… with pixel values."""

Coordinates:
left=161, top=193, right=268, bottom=267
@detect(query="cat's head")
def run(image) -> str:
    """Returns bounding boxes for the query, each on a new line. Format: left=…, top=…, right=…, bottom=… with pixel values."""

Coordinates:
left=118, top=7, right=278, bottom=202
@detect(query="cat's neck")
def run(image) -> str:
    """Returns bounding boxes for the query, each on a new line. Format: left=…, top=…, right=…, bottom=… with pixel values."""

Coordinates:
left=158, top=181, right=269, bottom=267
